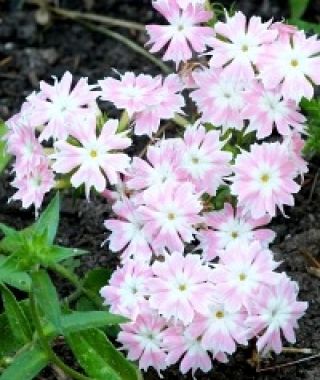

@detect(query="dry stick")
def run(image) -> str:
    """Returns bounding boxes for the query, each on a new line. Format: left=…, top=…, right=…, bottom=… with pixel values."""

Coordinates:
left=50, top=6, right=145, bottom=31
left=300, top=249, right=320, bottom=269
left=308, top=168, right=320, bottom=202
left=257, top=353, right=320, bottom=373
left=307, top=266, right=320, bottom=279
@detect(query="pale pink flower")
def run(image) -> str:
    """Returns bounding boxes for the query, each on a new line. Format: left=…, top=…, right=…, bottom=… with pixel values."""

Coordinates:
left=210, top=241, right=280, bottom=311
left=149, top=252, right=213, bottom=324
left=10, top=156, right=54, bottom=211
left=208, top=11, right=277, bottom=80
left=51, top=119, right=131, bottom=198
left=283, top=132, right=308, bottom=177
left=99, top=72, right=160, bottom=117
left=126, top=139, right=183, bottom=192
left=270, top=22, right=298, bottom=42
left=242, top=82, right=306, bottom=139
left=246, top=275, right=308, bottom=354
left=163, top=324, right=213, bottom=375
left=27, top=71, right=99, bottom=141
left=100, top=260, right=152, bottom=320
left=230, top=142, right=301, bottom=219
left=177, top=0, right=206, bottom=8
left=118, top=311, right=168, bottom=374
left=258, top=31, right=320, bottom=102
left=187, top=301, right=249, bottom=354
left=198, top=203, right=275, bottom=261
left=104, top=198, right=153, bottom=263
left=146, top=0, right=213, bottom=66
left=180, top=122, right=232, bottom=195
left=134, top=74, right=185, bottom=136
left=139, top=181, right=202, bottom=252
left=191, top=68, right=247, bottom=132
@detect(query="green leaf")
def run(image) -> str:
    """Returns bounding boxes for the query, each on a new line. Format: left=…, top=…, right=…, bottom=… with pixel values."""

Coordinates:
left=0, top=284, right=33, bottom=344
left=31, top=270, right=61, bottom=331
left=47, top=245, right=87, bottom=264
left=0, top=224, right=25, bottom=255
left=83, top=268, right=113, bottom=294
left=26, top=192, right=60, bottom=245
left=0, top=256, right=31, bottom=291
left=0, top=120, right=11, bottom=174
left=61, top=311, right=128, bottom=333
left=289, top=0, right=310, bottom=19
left=288, top=18, right=320, bottom=34
left=67, top=329, right=142, bottom=380
left=0, top=345, right=48, bottom=380
left=0, top=312, right=21, bottom=357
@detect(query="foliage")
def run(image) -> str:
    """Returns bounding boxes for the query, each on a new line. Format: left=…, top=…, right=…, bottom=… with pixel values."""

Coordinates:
left=0, top=194, right=141, bottom=380
left=301, top=98, right=320, bottom=157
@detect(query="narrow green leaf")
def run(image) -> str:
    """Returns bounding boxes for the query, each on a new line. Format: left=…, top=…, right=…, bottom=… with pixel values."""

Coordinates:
left=67, top=329, right=142, bottom=380
left=31, top=270, right=61, bottom=331
left=0, top=120, right=11, bottom=174
left=1, top=284, right=33, bottom=344
left=288, top=18, right=320, bottom=34
left=62, top=311, right=128, bottom=333
left=0, top=312, right=21, bottom=357
left=26, top=192, right=60, bottom=244
left=0, top=256, right=31, bottom=291
left=48, top=245, right=87, bottom=264
left=0, top=223, right=24, bottom=254
left=83, top=268, right=113, bottom=294
left=289, top=0, right=310, bottom=19
left=0, top=345, right=48, bottom=380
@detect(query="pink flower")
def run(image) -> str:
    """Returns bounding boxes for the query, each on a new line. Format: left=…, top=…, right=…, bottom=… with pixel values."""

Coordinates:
left=100, top=260, right=152, bottom=320
left=198, top=203, right=275, bottom=261
left=104, top=198, right=153, bottom=263
left=242, top=82, right=306, bottom=139
left=51, top=119, right=131, bottom=198
left=180, top=122, right=232, bottom=195
left=283, top=132, right=308, bottom=177
left=177, top=0, right=206, bottom=8
left=134, top=74, right=185, bottom=136
left=246, top=275, right=308, bottom=354
left=210, top=241, right=280, bottom=311
left=126, top=139, right=183, bottom=193
left=10, top=156, right=54, bottom=212
left=187, top=301, right=249, bottom=354
left=148, top=252, right=213, bottom=324
left=230, top=142, right=301, bottom=219
left=99, top=72, right=160, bottom=117
left=117, top=311, right=168, bottom=374
left=146, top=0, right=213, bottom=66
left=139, top=181, right=202, bottom=252
left=270, top=22, right=298, bottom=42
left=27, top=71, right=99, bottom=141
left=163, top=324, right=213, bottom=375
left=191, top=68, right=247, bottom=132
left=258, top=31, right=320, bottom=102
left=208, top=11, right=277, bottom=80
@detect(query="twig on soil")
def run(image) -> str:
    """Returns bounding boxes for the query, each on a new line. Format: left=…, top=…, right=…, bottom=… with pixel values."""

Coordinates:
left=300, top=249, right=320, bottom=269
left=307, top=266, right=320, bottom=279
left=282, top=347, right=313, bottom=355
left=308, top=168, right=319, bottom=203
left=0, top=56, right=12, bottom=67
left=257, top=352, right=320, bottom=372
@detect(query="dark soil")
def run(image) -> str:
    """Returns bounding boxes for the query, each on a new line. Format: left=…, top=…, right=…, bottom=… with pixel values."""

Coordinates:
left=1, top=1, right=320, bottom=379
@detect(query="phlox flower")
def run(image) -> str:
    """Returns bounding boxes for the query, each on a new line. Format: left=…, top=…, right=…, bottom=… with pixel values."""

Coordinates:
left=198, top=203, right=275, bottom=261
left=100, top=260, right=152, bottom=320
left=242, top=82, right=306, bottom=139
left=99, top=72, right=160, bottom=117
left=230, top=142, right=301, bottom=219
left=148, top=252, right=213, bottom=324
left=146, top=0, right=213, bottom=66
left=117, top=311, right=168, bottom=374
left=10, top=156, right=54, bottom=211
left=163, top=324, right=213, bottom=375
left=126, top=139, right=183, bottom=192
left=51, top=119, right=131, bottom=198
left=27, top=71, right=99, bottom=141
left=191, top=68, right=246, bottom=132
left=104, top=198, right=153, bottom=263
left=177, top=0, right=206, bottom=8
left=208, top=11, right=277, bottom=80
left=187, top=300, right=249, bottom=354
left=258, top=31, right=320, bottom=102
left=246, top=275, right=308, bottom=354
left=134, top=74, right=185, bottom=136
left=210, top=241, right=280, bottom=311
left=270, top=22, right=298, bottom=42
left=283, top=132, right=308, bottom=177
left=139, top=181, right=202, bottom=252
left=180, top=122, right=232, bottom=195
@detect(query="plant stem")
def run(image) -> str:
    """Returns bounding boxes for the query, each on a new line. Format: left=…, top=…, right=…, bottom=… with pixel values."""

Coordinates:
left=77, top=20, right=172, bottom=74
left=50, top=6, right=145, bottom=31
left=118, top=111, right=130, bottom=133
left=51, top=263, right=102, bottom=309
left=30, top=291, right=92, bottom=380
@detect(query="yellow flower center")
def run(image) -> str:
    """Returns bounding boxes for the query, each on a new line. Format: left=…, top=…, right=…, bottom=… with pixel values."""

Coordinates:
left=215, top=310, right=224, bottom=319
left=291, top=59, right=299, bottom=67
left=168, top=212, right=176, bottom=220
left=260, top=173, right=270, bottom=183
left=90, top=150, right=98, bottom=158
left=241, top=44, right=249, bottom=52
left=239, top=273, right=247, bottom=281
left=179, top=284, right=187, bottom=291
left=231, top=231, right=239, bottom=239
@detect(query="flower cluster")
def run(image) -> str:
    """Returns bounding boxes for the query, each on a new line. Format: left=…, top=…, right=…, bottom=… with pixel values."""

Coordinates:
left=4, top=0, right=314, bottom=376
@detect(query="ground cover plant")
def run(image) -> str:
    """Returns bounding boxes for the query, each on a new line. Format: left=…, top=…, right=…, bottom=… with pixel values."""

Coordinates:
left=1, top=0, right=320, bottom=379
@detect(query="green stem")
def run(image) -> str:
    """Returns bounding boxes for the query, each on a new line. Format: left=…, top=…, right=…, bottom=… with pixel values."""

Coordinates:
left=30, top=291, right=92, bottom=380
left=118, top=111, right=130, bottom=133
left=78, top=20, right=172, bottom=74
left=173, top=113, right=189, bottom=127
left=51, top=263, right=102, bottom=309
